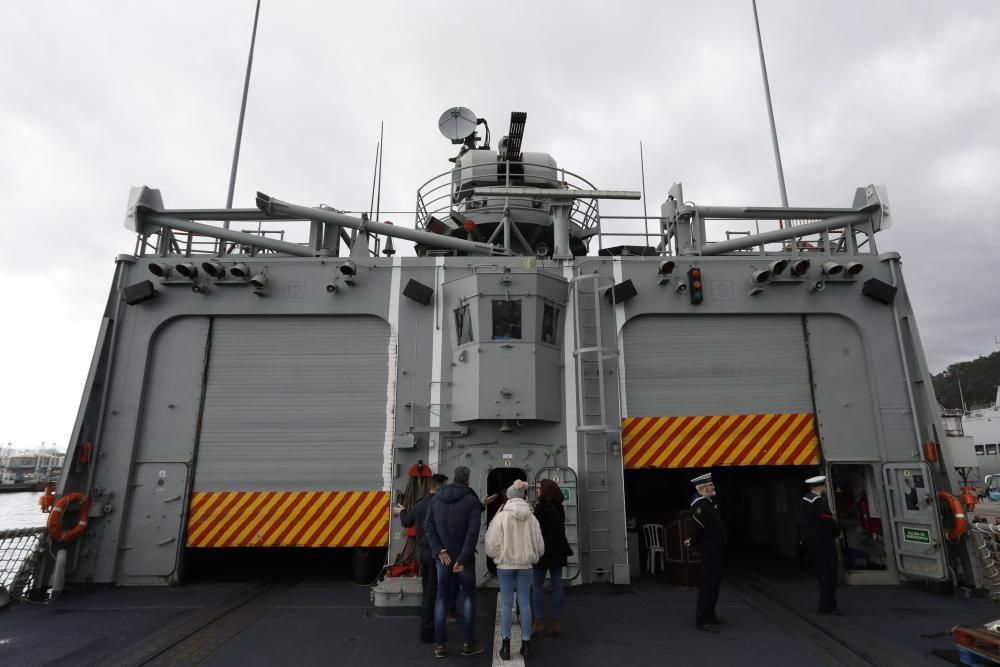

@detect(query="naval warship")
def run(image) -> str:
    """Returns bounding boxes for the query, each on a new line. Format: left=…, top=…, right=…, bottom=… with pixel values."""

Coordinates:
left=3, top=106, right=1000, bottom=667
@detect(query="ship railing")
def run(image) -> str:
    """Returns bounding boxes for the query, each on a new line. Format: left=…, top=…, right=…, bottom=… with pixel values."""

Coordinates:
left=969, top=522, right=1000, bottom=600
left=591, top=213, right=876, bottom=258
left=136, top=223, right=299, bottom=258
left=595, top=215, right=672, bottom=255
left=134, top=209, right=399, bottom=259
left=0, top=527, right=47, bottom=604
left=702, top=216, right=875, bottom=256
left=414, top=160, right=601, bottom=247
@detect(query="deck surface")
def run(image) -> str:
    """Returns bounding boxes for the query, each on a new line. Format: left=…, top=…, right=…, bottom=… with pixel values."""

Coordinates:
left=0, top=570, right=992, bottom=666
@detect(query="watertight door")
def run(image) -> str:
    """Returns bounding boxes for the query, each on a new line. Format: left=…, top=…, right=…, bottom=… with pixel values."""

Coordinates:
left=881, top=462, right=948, bottom=581
left=120, top=462, right=189, bottom=581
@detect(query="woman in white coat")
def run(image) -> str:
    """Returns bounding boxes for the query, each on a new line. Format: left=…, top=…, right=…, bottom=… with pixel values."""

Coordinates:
left=485, top=479, right=545, bottom=660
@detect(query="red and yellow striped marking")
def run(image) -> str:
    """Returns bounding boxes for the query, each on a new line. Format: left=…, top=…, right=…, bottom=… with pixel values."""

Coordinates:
left=622, top=413, right=820, bottom=469
left=186, top=490, right=389, bottom=548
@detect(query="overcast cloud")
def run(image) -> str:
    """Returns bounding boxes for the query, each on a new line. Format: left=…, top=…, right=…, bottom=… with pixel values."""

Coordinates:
left=1, top=1, right=998, bottom=449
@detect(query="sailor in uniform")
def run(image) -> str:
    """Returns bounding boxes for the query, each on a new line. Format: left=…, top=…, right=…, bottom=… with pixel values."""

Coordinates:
left=801, top=475, right=842, bottom=615
left=685, top=472, right=727, bottom=632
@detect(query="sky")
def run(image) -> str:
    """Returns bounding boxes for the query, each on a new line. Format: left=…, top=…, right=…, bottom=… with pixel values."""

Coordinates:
left=1, top=1, right=998, bottom=449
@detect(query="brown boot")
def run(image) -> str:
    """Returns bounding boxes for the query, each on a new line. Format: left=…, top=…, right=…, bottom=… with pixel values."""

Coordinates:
left=548, top=618, right=561, bottom=637
left=531, top=618, right=546, bottom=637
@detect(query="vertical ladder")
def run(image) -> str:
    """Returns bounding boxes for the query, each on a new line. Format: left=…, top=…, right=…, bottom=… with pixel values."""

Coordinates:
left=571, top=273, right=620, bottom=582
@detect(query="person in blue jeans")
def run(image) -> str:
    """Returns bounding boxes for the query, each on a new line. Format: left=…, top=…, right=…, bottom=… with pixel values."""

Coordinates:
left=394, top=473, right=448, bottom=643
left=485, top=479, right=544, bottom=660
left=424, top=465, right=485, bottom=658
left=533, top=479, right=573, bottom=637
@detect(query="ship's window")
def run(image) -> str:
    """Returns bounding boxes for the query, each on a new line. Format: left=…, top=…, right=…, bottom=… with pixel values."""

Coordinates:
left=454, top=305, right=474, bottom=345
left=541, top=304, right=559, bottom=345
left=492, top=300, right=522, bottom=340
left=987, top=444, right=998, bottom=456
left=976, top=445, right=986, bottom=455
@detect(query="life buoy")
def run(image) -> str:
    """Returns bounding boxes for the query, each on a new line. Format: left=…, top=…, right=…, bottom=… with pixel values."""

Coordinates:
left=47, top=492, right=91, bottom=543
left=936, top=491, right=968, bottom=542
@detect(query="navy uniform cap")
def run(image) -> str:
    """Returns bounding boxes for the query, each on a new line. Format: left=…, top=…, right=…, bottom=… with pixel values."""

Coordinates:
left=690, top=473, right=713, bottom=485
left=805, top=475, right=826, bottom=485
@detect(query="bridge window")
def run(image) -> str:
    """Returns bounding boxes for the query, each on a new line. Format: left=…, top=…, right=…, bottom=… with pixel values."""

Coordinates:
left=976, top=445, right=986, bottom=455
left=492, top=300, right=522, bottom=340
left=454, top=305, right=474, bottom=345
left=987, top=444, right=998, bottom=456
left=541, top=304, right=559, bottom=345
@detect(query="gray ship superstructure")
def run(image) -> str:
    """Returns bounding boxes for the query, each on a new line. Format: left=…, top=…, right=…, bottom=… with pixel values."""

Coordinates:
left=36, top=107, right=989, bottom=599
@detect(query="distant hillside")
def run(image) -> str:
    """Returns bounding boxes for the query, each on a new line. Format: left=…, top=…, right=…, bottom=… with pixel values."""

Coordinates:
left=932, top=350, right=1000, bottom=410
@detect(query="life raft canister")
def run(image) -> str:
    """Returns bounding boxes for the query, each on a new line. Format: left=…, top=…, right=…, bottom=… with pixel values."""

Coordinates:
left=47, top=492, right=91, bottom=543
left=936, top=491, right=968, bottom=542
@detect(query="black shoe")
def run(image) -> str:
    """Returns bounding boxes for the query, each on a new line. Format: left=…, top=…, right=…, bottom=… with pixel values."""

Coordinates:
left=697, top=624, right=720, bottom=633
left=520, top=640, right=531, bottom=657
left=819, top=608, right=843, bottom=616
left=499, top=638, right=511, bottom=660
left=461, top=641, right=485, bottom=656
left=712, top=617, right=728, bottom=625
left=434, top=645, right=447, bottom=658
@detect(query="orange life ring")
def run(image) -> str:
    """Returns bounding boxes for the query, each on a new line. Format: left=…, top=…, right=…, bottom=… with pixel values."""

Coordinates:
left=936, top=491, right=968, bottom=542
left=47, top=492, right=91, bottom=543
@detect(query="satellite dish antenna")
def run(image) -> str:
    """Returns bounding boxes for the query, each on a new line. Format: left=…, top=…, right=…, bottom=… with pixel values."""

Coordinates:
left=438, top=107, right=478, bottom=143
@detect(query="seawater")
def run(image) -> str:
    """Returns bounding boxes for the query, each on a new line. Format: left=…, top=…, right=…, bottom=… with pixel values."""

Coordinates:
left=0, top=492, right=46, bottom=530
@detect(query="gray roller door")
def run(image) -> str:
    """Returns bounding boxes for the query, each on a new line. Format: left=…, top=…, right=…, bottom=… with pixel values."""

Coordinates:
left=622, top=315, right=813, bottom=417
left=194, top=316, right=390, bottom=491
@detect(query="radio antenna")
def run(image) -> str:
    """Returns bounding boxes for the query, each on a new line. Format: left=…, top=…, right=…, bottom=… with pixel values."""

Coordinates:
left=225, top=0, right=262, bottom=217
left=375, top=122, right=384, bottom=223
left=752, top=0, right=788, bottom=208
left=368, top=139, right=379, bottom=221
left=640, top=141, right=649, bottom=246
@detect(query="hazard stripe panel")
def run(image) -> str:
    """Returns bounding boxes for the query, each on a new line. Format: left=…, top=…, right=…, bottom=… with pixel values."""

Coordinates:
left=186, top=490, right=389, bottom=548
left=622, top=413, right=820, bottom=469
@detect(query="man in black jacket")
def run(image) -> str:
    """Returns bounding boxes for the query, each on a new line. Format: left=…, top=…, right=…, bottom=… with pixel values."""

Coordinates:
left=686, top=472, right=727, bottom=633
left=802, top=475, right=842, bottom=615
left=395, top=473, right=447, bottom=643
left=424, top=466, right=485, bottom=658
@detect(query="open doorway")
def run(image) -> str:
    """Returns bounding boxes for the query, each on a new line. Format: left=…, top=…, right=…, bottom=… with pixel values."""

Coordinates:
left=625, top=466, right=818, bottom=583
left=485, top=467, right=527, bottom=576
left=828, top=464, right=888, bottom=575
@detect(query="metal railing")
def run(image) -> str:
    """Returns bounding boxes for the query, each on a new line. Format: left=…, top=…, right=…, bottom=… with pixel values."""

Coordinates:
left=137, top=225, right=296, bottom=258
left=970, top=521, right=1000, bottom=601
left=415, top=160, right=602, bottom=248
left=0, top=527, right=46, bottom=604
left=598, top=213, right=876, bottom=256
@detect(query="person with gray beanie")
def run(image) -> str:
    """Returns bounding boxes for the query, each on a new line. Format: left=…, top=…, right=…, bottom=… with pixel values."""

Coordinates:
left=485, top=478, right=544, bottom=660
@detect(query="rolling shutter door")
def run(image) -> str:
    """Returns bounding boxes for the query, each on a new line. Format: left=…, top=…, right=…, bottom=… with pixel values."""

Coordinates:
left=621, top=315, right=819, bottom=468
left=194, top=316, right=389, bottom=492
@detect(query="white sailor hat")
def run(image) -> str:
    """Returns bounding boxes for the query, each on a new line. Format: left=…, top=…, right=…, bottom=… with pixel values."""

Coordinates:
left=690, top=472, right=713, bottom=485
left=805, top=475, right=827, bottom=485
